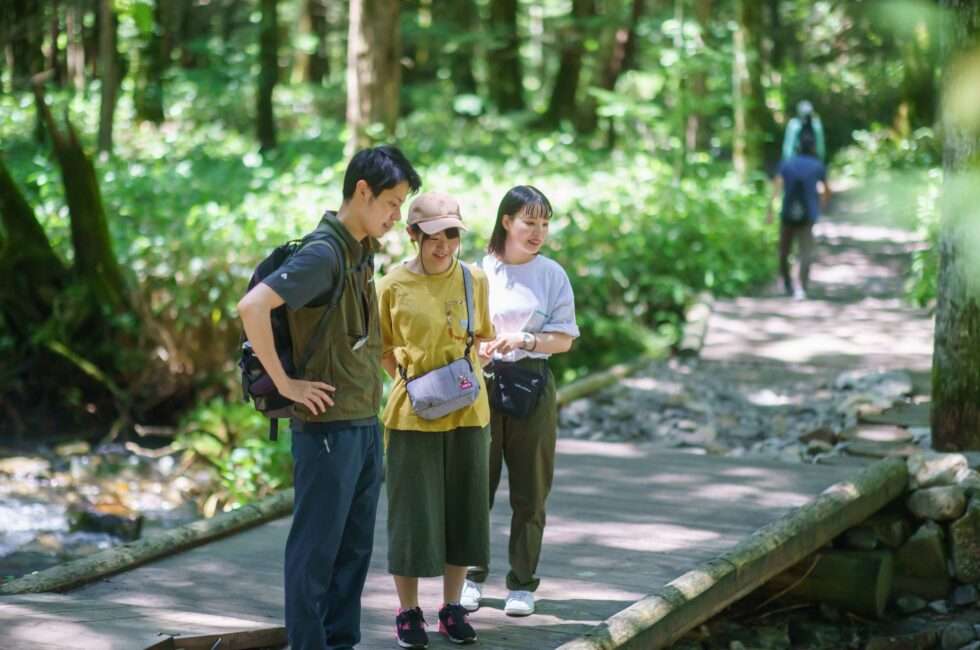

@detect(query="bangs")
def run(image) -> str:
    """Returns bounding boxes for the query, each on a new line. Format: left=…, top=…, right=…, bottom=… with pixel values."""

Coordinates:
left=519, top=201, right=552, bottom=221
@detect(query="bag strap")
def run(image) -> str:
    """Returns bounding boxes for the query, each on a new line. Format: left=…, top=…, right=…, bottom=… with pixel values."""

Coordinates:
left=397, top=260, right=475, bottom=382
left=461, top=261, right=474, bottom=358
left=295, top=235, right=348, bottom=377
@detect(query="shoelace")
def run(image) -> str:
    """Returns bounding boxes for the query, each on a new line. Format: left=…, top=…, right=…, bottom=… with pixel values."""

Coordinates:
left=398, top=608, right=425, bottom=631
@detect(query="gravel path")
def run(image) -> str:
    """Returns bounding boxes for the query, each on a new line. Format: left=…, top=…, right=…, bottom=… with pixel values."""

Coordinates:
left=559, top=196, right=935, bottom=466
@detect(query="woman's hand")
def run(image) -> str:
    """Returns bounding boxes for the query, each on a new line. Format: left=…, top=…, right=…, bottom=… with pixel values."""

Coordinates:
left=483, top=332, right=530, bottom=357
left=478, top=341, right=494, bottom=367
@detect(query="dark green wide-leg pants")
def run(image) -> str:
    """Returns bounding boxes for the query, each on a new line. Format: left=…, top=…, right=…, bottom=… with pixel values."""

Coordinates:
left=467, top=358, right=557, bottom=592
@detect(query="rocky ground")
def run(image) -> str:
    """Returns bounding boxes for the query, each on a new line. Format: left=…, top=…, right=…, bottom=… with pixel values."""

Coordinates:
left=557, top=199, right=980, bottom=649
left=0, top=442, right=204, bottom=579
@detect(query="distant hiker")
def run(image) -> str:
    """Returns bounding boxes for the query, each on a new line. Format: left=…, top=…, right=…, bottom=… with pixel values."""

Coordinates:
left=461, top=185, right=580, bottom=617
left=377, top=192, right=495, bottom=648
left=767, top=132, right=831, bottom=300
left=782, top=100, right=826, bottom=162
left=237, top=146, right=420, bottom=650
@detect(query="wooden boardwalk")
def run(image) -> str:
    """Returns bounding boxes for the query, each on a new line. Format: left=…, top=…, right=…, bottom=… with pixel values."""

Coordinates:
left=0, top=440, right=859, bottom=649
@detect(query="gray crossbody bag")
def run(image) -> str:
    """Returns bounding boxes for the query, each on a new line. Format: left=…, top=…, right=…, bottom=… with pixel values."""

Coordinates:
left=398, top=263, right=481, bottom=420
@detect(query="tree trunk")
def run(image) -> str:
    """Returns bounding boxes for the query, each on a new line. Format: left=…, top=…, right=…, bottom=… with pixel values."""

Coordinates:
left=543, top=0, right=595, bottom=127
left=294, top=0, right=328, bottom=84
left=46, top=0, right=65, bottom=85
left=66, top=0, right=86, bottom=91
left=257, top=0, right=278, bottom=153
left=578, top=0, right=644, bottom=134
left=767, top=0, right=784, bottom=70
left=732, top=4, right=748, bottom=176
left=932, top=0, right=980, bottom=452
left=733, top=0, right=775, bottom=177
left=686, top=0, right=712, bottom=152
left=744, top=0, right=777, bottom=166
left=0, top=155, right=69, bottom=336
left=402, top=0, right=438, bottom=91
left=34, top=81, right=129, bottom=313
left=346, top=0, right=401, bottom=153
left=134, top=0, right=166, bottom=124
left=486, top=0, right=524, bottom=112
left=446, top=0, right=478, bottom=94
left=97, top=0, right=118, bottom=154
left=10, top=0, right=44, bottom=89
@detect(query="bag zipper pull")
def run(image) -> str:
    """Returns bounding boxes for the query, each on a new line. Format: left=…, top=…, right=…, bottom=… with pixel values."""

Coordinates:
left=323, top=437, right=332, bottom=453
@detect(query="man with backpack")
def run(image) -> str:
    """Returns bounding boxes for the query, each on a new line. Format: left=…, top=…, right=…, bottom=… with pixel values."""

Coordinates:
left=782, top=100, right=826, bottom=162
left=237, top=145, right=421, bottom=650
left=767, top=132, right=831, bottom=300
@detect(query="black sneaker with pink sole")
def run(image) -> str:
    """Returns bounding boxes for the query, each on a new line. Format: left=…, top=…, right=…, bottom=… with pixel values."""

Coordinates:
left=395, top=607, right=428, bottom=649
left=438, top=603, right=477, bottom=644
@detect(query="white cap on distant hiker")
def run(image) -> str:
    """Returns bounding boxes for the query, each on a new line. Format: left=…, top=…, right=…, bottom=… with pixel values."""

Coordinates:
left=797, top=100, right=814, bottom=117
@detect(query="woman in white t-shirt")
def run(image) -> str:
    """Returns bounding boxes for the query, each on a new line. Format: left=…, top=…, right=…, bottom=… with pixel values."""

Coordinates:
left=462, top=185, right=580, bottom=617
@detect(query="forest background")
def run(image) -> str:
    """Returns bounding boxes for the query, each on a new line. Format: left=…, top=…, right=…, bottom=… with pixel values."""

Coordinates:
left=0, top=0, right=968, bottom=506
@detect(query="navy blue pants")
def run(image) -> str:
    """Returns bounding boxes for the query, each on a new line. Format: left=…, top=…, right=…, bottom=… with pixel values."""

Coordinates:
left=284, top=419, right=382, bottom=650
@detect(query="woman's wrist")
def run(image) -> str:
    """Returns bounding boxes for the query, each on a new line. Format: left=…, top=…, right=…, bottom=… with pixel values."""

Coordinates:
left=520, top=332, right=537, bottom=351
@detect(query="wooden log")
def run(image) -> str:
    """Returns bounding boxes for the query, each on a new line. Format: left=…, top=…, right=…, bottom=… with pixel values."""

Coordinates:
left=557, top=354, right=662, bottom=406
left=760, top=550, right=894, bottom=618
left=143, top=625, right=287, bottom=650
left=0, top=489, right=294, bottom=595
left=555, top=457, right=909, bottom=650
left=676, top=292, right=714, bottom=357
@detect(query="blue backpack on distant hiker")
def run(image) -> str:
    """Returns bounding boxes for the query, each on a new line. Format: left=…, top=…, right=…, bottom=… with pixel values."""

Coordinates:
left=239, top=232, right=357, bottom=440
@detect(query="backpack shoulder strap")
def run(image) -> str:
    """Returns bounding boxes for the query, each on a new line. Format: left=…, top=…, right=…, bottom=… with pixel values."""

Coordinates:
left=295, top=235, right=347, bottom=377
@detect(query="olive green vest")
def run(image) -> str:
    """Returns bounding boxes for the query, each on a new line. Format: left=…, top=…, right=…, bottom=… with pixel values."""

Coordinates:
left=286, top=212, right=382, bottom=423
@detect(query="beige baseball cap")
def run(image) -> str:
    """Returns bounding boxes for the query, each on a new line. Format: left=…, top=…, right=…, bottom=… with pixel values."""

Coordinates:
left=407, top=192, right=468, bottom=235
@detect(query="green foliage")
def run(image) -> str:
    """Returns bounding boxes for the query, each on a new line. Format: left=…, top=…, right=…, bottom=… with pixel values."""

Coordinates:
left=175, top=398, right=291, bottom=510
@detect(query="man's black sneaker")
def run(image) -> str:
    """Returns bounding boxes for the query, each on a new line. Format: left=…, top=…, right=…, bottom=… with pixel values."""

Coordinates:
left=438, top=603, right=477, bottom=644
left=395, top=607, right=428, bottom=649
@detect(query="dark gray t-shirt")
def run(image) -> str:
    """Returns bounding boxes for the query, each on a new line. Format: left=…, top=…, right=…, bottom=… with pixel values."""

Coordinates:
left=262, top=240, right=343, bottom=309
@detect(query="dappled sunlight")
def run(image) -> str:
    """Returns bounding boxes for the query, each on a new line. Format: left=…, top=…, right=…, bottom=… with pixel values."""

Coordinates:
left=545, top=516, right=723, bottom=553
left=556, top=440, right=647, bottom=458
left=822, top=480, right=862, bottom=499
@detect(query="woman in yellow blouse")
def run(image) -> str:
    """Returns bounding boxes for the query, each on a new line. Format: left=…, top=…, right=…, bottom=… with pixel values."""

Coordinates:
left=378, top=192, right=494, bottom=648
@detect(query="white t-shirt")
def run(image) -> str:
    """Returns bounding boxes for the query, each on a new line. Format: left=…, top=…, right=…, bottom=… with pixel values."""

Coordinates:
left=481, top=254, right=580, bottom=362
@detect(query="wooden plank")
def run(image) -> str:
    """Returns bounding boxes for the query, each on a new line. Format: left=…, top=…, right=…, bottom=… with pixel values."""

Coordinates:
left=555, top=457, right=908, bottom=650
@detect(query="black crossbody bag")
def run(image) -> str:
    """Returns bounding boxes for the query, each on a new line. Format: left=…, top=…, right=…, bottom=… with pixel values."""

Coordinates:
left=486, top=358, right=548, bottom=419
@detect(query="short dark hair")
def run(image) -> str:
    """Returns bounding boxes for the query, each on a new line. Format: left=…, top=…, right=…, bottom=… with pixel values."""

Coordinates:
left=798, top=131, right=817, bottom=157
left=342, top=145, right=422, bottom=200
left=487, top=185, right=553, bottom=257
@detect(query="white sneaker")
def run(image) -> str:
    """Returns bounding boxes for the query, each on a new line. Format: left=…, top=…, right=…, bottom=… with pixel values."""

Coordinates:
left=792, top=287, right=807, bottom=301
left=504, top=590, right=535, bottom=617
left=460, top=579, right=483, bottom=612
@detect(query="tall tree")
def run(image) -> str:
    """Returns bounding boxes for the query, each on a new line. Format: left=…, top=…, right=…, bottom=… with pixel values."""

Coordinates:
left=732, top=0, right=774, bottom=176
left=134, top=0, right=167, bottom=124
left=932, top=0, right=980, bottom=451
left=543, top=0, right=595, bottom=127
left=257, top=0, right=279, bottom=153
left=97, top=0, right=120, bottom=154
left=346, top=0, right=401, bottom=153
left=486, top=0, right=524, bottom=112
left=9, top=0, right=44, bottom=89
left=66, top=0, right=87, bottom=91
left=294, top=0, right=329, bottom=84
left=686, top=0, right=712, bottom=152
left=446, top=0, right=478, bottom=94
left=578, top=0, right=645, bottom=135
